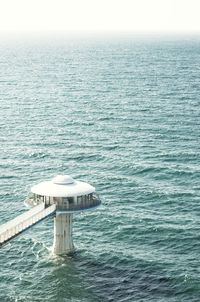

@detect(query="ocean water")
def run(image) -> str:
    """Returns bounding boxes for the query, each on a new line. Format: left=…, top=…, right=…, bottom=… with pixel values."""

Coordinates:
left=0, top=33, right=200, bottom=302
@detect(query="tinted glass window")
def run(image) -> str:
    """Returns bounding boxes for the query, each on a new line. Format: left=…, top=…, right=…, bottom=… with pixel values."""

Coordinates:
left=68, top=197, right=74, bottom=204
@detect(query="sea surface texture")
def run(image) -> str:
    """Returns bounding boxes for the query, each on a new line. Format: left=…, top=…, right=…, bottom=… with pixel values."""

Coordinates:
left=0, top=34, right=200, bottom=302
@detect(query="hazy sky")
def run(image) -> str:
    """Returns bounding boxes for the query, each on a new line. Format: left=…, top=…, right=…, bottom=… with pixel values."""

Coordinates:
left=0, top=0, right=200, bottom=32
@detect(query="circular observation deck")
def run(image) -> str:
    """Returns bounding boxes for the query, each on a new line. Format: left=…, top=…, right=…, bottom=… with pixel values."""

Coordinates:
left=25, top=175, right=101, bottom=213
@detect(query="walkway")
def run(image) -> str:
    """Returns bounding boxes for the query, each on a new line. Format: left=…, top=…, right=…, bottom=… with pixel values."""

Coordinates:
left=0, top=203, right=56, bottom=246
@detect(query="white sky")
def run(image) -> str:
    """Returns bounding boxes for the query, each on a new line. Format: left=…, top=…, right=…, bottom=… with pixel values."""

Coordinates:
left=0, top=0, right=200, bottom=32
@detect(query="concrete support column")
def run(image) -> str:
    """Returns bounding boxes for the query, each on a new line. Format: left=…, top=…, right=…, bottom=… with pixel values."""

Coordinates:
left=53, top=213, right=74, bottom=255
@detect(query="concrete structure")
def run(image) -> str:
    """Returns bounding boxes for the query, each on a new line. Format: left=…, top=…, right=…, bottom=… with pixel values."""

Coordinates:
left=0, top=174, right=101, bottom=255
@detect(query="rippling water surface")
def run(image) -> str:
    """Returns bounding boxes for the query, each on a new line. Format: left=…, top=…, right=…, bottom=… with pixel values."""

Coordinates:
left=0, top=34, right=200, bottom=301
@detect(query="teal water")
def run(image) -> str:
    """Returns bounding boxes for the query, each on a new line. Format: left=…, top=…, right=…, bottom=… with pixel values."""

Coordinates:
left=0, top=34, right=200, bottom=301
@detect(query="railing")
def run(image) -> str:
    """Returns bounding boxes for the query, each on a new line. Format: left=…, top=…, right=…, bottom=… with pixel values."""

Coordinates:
left=24, top=195, right=45, bottom=207
left=0, top=204, right=56, bottom=246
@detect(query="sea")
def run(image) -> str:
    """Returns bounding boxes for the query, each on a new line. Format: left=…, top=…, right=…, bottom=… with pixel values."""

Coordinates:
left=0, top=33, right=200, bottom=302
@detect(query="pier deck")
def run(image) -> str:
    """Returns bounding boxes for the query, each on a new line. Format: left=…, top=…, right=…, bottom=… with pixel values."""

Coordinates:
left=0, top=203, right=56, bottom=246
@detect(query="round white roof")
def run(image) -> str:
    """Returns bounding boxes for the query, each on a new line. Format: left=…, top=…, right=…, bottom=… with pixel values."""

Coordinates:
left=52, top=175, right=74, bottom=185
left=31, top=175, right=95, bottom=197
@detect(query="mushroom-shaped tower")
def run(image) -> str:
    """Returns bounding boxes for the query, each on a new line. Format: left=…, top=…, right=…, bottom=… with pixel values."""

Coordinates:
left=27, top=175, right=101, bottom=255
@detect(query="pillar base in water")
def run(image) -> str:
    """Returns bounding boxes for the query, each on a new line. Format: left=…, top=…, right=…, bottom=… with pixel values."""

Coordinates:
left=53, top=213, right=74, bottom=255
